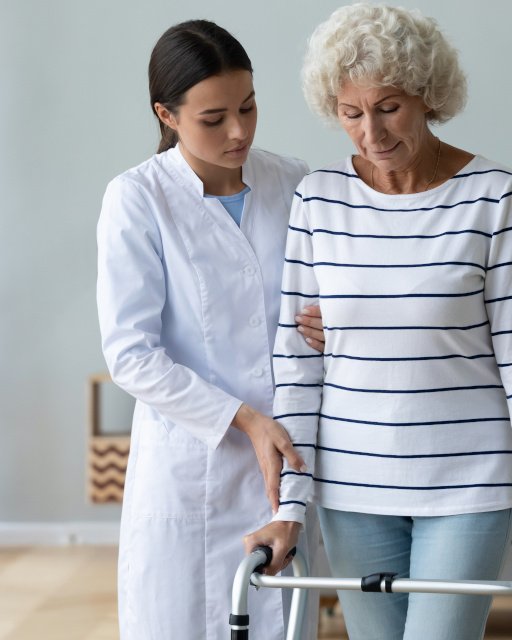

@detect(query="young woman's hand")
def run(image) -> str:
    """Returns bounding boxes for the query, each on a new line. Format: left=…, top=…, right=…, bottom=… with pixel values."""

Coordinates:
left=232, top=404, right=306, bottom=513
left=244, top=520, right=302, bottom=575
left=296, top=305, right=325, bottom=352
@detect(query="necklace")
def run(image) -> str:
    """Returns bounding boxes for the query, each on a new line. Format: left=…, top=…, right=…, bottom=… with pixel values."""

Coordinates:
left=370, top=137, right=442, bottom=192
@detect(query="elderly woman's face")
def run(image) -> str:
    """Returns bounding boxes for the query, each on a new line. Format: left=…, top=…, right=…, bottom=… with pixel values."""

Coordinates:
left=336, top=81, right=431, bottom=171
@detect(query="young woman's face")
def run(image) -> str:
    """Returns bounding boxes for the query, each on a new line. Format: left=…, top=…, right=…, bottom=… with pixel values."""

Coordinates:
left=157, top=70, right=257, bottom=176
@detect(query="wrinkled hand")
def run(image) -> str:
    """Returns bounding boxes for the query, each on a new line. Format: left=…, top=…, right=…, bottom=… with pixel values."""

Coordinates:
left=244, top=520, right=302, bottom=575
left=232, top=404, right=306, bottom=513
left=296, top=305, right=325, bottom=353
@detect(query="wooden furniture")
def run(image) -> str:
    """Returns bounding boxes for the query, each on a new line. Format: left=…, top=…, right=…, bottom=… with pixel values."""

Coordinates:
left=87, top=374, right=130, bottom=503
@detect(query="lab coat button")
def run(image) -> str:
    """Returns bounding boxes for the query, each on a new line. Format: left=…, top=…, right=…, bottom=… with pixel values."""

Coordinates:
left=252, top=367, right=264, bottom=377
left=243, top=265, right=256, bottom=277
left=249, top=315, right=261, bottom=327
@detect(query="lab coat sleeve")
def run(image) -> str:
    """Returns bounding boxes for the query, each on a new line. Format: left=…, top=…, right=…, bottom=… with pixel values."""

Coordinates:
left=271, top=187, right=324, bottom=525
left=97, top=176, right=242, bottom=449
left=485, top=189, right=512, bottom=421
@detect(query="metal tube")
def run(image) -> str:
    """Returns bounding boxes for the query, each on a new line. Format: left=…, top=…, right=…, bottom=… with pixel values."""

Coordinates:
left=250, top=574, right=512, bottom=597
left=286, top=550, right=309, bottom=640
left=390, top=578, right=512, bottom=596
left=230, top=548, right=269, bottom=636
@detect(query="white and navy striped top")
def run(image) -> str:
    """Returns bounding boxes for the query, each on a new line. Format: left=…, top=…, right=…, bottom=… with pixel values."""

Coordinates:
left=273, top=154, right=512, bottom=522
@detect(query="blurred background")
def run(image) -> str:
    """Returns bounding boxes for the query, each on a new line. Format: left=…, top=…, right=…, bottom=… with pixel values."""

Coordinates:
left=1, top=0, right=511, bottom=637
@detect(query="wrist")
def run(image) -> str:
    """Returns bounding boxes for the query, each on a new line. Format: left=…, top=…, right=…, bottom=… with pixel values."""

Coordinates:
left=232, top=403, right=259, bottom=434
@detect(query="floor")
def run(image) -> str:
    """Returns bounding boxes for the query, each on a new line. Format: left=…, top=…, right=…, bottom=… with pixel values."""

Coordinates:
left=0, top=546, right=509, bottom=639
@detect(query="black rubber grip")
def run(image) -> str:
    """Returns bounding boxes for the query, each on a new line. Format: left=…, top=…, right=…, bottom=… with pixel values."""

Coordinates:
left=253, top=545, right=297, bottom=573
left=231, top=630, right=248, bottom=639
left=361, top=572, right=397, bottom=593
left=253, top=545, right=273, bottom=571
left=229, top=614, right=249, bottom=626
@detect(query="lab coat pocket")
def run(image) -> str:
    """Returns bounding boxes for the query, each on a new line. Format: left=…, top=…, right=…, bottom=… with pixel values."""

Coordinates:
left=131, top=420, right=206, bottom=519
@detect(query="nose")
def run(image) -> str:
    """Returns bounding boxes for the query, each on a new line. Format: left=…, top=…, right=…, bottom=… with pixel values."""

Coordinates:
left=363, top=114, right=386, bottom=145
left=228, top=116, right=247, bottom=141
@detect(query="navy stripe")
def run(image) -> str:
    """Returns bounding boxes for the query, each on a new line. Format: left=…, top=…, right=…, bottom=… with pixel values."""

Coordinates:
left=301, top=191, right=512, bottom=213
left=275, top=383, right=322, bottom=388
left=452, top=168, right=512, bottom=179
left=283, top=289, right=484, bottom=300
left=494, top=226, right=512, bottom=237
left=312, top=168, right=360, bottom=178
left=279, top=500, right=306, bottom=507
left=324, top=320, right=489, bottom=332
left=294, top=190, right=303, bottom=199
left=278, top=322, right=299, bottom=328
left=285, top=258, right=486, bottom=271
left=318, top=412, right=509, bottom=427
left=274, top=412, right=320, bottom=420
left=274, top=353, right=323, bottom=359
left=288, top=224, right=512, bottom=240
left=309, top=227, right=492, bottom=239
left=492, top=329, right=512, bottom=336
left=276, top=351, right=501, bottom=363
left=280, top=471, right=313, bottom=478
left=487, top=261, right=512, bottom=271
left=313, top=477, right=512, bottom=491
left=322, top=382, right=503, bottom=395
left=485, top=295, right=512, bottom=304
left=281, top=290, right=318, bottom=299
left=292, top=442, right=317, bottom=448
left=316, top=445, right=512, bottom=459
left=321, top=352, right=494, bottom=362
left=288, top=224, right=312, bottom=236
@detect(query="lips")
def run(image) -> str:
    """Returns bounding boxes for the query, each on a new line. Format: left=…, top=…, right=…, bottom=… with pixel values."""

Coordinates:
left=225, top=143, right=249, bottom=155
left=374, top=142, right=400, bottom=155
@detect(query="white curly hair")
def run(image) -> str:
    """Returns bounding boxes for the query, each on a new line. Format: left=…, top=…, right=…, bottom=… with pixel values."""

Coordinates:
left=302, top=3, right=467, bottom=125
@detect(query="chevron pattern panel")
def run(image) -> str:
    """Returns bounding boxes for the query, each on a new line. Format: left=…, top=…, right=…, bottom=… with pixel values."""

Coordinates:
left=87, top=374, right=131, bottom=504
left=88, top=436, right=130, bottom=503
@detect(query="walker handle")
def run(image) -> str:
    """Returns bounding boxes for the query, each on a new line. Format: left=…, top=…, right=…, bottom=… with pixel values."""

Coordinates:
left=253, top=545, right=297, bottom=573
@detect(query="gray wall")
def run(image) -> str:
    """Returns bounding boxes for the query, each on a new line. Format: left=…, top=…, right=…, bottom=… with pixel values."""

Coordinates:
left=1, top=0, right=511, bottom=527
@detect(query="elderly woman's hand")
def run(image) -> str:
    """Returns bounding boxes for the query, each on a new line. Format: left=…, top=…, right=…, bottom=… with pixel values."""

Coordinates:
left=296, top=305, right=325, bottom=352
left=244, top=520, right=302, bottom=575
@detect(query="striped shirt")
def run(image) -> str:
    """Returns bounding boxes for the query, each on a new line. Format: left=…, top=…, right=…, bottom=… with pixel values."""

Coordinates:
left=273, top=155, right=512, bottom=523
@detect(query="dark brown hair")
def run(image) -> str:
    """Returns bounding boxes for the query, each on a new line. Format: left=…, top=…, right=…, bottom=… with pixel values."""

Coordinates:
left=149, top=20, right=253, bottom=153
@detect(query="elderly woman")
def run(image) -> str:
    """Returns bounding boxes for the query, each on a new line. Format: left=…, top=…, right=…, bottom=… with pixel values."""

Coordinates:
left=245, top=4, right=512, bottom=639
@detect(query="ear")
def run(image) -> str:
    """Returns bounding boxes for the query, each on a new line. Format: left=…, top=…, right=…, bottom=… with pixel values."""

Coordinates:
left=154, top=103, right=178, bottom=130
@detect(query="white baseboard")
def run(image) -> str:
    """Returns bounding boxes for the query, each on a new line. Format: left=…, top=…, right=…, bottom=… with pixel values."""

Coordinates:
left=0, top=522, right=120, bottom=546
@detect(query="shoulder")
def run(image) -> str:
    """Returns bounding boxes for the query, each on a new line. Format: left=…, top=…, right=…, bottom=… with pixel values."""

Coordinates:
left=105, top=154, right=164, bottom=196
left=247, top=147, right=308, bottom=185
left=100, top=155, right=167, bottom=233
left=455, top=155, right=512, bottom=189
left=297, top=156, right=359, bottom=195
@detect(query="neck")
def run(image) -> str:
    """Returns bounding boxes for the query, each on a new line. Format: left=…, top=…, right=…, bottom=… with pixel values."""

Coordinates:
left=370, top=135, right=442, bottom=195
left=179, top=143, right=245, bottom=196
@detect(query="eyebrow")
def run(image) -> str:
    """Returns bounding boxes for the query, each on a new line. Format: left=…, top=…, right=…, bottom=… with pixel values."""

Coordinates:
left=338, top=93, right=402, bottom=108
left=198, top=90, right=255, bottom=115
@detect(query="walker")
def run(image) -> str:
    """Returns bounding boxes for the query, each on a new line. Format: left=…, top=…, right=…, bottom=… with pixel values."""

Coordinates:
left=229, top=546, right=512, bottom=639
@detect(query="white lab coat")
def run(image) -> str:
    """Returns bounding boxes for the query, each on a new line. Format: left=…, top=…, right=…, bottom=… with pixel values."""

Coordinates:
left=97, top=146, right=318, bottom=640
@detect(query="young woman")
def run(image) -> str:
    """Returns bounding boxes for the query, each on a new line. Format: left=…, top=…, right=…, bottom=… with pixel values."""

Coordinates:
left=97, top=19, right=321, bottom=640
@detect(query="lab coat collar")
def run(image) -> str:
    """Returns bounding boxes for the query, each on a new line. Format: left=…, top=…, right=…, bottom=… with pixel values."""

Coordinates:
left=161, top=144, right=256, bottom=197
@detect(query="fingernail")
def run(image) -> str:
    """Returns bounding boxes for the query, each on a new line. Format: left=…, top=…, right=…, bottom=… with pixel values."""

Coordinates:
left=302, top=307, right=311, bottom=314
left=297, top=325, right=304, bottom=333
left=300, top=464, right=308, bottom=473
left=305, top=337, right=312, bottom=343
left=272, top=508, right=277, bottom=515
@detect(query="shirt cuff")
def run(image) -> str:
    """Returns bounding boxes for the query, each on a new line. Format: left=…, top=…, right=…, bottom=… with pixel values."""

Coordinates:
left=272, top=501, right=307, bottom=526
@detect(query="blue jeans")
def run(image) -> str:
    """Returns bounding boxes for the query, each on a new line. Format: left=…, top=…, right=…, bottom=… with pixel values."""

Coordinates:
left=317, top=507, right=512, bottom=640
